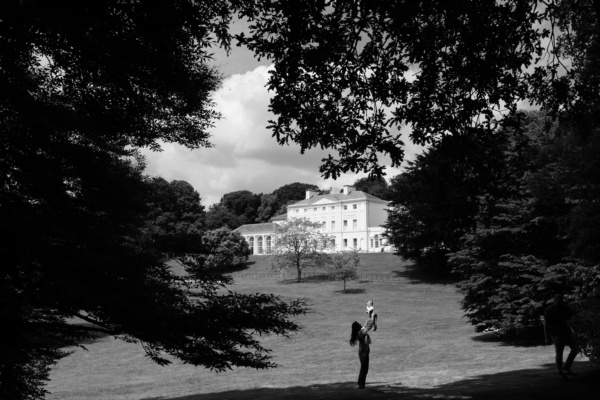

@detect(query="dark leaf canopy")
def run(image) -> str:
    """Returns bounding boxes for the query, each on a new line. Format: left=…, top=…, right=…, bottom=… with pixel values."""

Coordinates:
left=0, top=0, right=230, bottom=154
left=235, top=0, right=546, bottom=177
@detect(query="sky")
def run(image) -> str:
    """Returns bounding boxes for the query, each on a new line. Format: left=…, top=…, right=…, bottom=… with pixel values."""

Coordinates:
left=141, top=29, right=424, bottom=206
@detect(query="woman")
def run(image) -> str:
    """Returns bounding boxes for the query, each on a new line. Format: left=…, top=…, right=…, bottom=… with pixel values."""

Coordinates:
left=350, top=321, right=371, bottom=389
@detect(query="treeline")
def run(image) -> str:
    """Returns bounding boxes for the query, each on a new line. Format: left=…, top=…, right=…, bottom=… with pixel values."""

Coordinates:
left=205, top=182, right=318, bottom=230
left=383, top=110, right=600, bottom=363
left=144, top=175, right=394, bottom=248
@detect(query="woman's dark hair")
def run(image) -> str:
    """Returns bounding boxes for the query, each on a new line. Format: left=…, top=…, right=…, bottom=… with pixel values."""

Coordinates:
left=350, top=321, right=361, bottom=346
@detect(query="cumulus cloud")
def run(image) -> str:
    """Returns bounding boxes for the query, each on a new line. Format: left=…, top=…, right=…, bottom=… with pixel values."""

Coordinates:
left=142, top=65, right=423, bottom=206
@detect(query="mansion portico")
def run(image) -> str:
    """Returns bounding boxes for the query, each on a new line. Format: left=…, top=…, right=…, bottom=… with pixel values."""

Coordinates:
left=235, top=185, right=391, bottom=255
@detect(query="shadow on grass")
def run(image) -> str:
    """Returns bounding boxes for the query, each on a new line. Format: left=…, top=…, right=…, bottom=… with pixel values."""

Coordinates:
left=471, top=330, right=546, bottom=348
left=221, top=261, right=253, bottom=273
left=391, top=262, right=461, bottom=285
left=334, top=288, right=365, bottom=294
left=76, top=331, right=111, bottom=346
left=278, top=273, right=332, bottom=284
left=144, top=362, right=600, bottom=400
left=59, top=323, right=111, bottom=347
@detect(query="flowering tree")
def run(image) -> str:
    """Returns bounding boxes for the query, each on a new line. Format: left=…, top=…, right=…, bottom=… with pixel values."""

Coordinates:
left=270, top=219, right=333, bottom=282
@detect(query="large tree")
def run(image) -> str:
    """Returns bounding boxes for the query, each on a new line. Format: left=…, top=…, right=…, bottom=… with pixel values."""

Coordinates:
left=385, top=131, right=507, bottom=271
left=145, top=178, right=206, bottom=254
left=205, top=190, right=262, bottom=229
left=221, top=190, right=262, bottom=224
left=353, top=176, right=391, bottom=200
left=205, top=203, right=242, bottom=230
left=0, top=2, right=306, bottom=399
left=449, top=112, right=567, bottom=334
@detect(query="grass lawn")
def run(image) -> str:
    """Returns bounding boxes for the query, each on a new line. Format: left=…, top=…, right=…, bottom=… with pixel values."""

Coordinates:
left=47, top=254, right=599, bottom=400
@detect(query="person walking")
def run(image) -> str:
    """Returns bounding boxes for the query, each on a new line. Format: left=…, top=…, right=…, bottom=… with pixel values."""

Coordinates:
left=350, top=321, right=372, bottom=389
left=544, top=294, right=580, bottom=378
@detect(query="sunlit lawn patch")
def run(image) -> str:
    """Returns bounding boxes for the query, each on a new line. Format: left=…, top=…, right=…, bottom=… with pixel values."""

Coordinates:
left=47, top=254, right=596, bottom=400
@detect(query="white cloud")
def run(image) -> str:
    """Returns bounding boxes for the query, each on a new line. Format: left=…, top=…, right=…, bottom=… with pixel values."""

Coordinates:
left=142, top=65, right=423, bottom=206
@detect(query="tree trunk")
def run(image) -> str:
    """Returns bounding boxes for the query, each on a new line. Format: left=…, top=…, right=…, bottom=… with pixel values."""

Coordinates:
left=296, top=257, right=302, bottom=282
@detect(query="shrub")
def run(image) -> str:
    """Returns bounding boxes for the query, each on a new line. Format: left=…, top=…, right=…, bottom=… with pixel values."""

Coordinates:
left=200, top=228, right=251, bottom=271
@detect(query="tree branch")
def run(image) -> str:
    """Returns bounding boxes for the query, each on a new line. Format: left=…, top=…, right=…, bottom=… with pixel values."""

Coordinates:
left=73, top=312, right=117, bottom=335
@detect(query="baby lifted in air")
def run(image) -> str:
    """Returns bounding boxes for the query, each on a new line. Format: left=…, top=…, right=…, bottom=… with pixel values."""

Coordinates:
left=365, top=300, right=378, bottom=331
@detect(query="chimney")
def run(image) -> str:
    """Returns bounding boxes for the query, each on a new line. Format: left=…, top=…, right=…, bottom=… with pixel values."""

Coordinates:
left=306, top=190, right=319, bottom=199
left=343, top=185, right=355, bottom=195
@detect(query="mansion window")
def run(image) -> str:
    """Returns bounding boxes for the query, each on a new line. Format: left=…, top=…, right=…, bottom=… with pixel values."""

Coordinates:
left=322, top=207, right=326, bottom=211
left=331, top=220, right=336, bottom=230
left=258, top=237, right=263, bottom=254
left=343, top=205, right=348, bottom=210
left=353, top=204, right=357, bottom=209
left=266, top=236, right=272, bottom=253
left=343, top=238, right=348, bottom=248
left=352, top=219, right=357, bottom=230
left=314, top=207, right=317, bottom=212
left=353, top=238, right=357, bottom=248
left=374, top=235, right=379, bottom=248
left=343, top=220, right=348, bottom=230
left=304, top=209, right=307, bottom=213
left=331, top=206, right=335, bottom=210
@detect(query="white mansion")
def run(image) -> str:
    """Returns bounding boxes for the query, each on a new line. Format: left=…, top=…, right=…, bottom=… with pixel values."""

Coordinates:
left=235, top=185, right=391, bottom=255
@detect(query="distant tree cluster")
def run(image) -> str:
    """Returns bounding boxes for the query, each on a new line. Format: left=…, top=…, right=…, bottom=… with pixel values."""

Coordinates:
left=205, top=190, right=262, bottom=230
left=205, top=182, right=319, bottom=230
